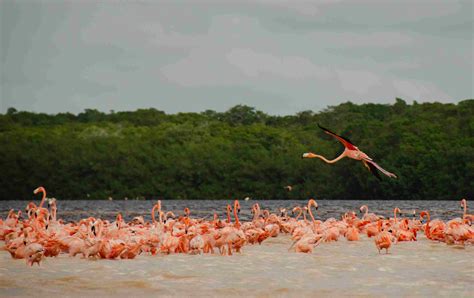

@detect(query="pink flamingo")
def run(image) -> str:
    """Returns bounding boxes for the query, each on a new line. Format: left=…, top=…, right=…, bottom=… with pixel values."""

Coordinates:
left=374, top=220, right=395, bottom=254
left=420, top=211, right=444, bottom=241
left=302, top=124, right=397, bottom=180
left=345, top=226, right=360, bottom=241
left=359, top=205, right=381, bottom=222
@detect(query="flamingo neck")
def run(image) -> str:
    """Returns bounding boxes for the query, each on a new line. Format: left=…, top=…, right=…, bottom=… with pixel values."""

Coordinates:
left=39, top=189, right=46, bottom=209
left=294, top=208, right=302, bottom=220
left=151, top=205, right=157, bottom=224
left=97, top=221, right=103, bottom=238
left=313, top=152, right=346, bottom=164
left=363, top=206, right=368, bottom=217
left=421, top=212, right=431, bottom=238
left=308, top=206, right=315, bottom=223
left=233, top=204, right=240, bottom=227
left=51, top=205, right=57, bottom=221
left=307, top=200, right=317, bottom=224
left=157, top=201, right=162, bottom=213
left=159, top=211, right=165, bottom=224
left=462, top=200, right=467, bottom=219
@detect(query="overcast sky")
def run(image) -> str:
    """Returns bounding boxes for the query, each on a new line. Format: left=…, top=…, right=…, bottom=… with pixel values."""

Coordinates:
left=1, top=0, right=472, bottom=115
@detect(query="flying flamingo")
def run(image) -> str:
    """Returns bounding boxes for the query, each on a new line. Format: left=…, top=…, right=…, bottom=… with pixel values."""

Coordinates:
left=302, top=124, right=397, bottom=180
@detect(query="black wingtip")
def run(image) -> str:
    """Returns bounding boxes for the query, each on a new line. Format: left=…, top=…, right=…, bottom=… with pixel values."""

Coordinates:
left=366, top=162, right=382, bottom=181
left=317, top=123, right=354, bottom=145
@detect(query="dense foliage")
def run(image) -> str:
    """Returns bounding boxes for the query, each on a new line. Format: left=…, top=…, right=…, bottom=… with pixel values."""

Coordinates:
left=1, top=98, right=473, bottom=200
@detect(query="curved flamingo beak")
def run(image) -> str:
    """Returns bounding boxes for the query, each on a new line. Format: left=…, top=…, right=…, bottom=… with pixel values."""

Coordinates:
left=33, top=187, right=44, bottom=194
left=302, top=152, right=317, bottom=158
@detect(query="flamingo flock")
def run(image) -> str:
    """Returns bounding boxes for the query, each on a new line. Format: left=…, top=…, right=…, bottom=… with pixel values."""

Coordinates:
left=0, top=187, right=472, bottom=266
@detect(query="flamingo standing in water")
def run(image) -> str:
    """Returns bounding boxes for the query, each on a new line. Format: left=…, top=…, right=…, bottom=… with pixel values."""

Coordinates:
left=302, top=124, right=397, bottom=180
left=374, top=220, right=395, bottom=254
left=359, top=205, right=382, bottom=222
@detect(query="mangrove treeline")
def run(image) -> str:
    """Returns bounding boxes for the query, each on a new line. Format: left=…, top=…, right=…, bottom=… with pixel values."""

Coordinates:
left=1, top=98, right=473, bottom=201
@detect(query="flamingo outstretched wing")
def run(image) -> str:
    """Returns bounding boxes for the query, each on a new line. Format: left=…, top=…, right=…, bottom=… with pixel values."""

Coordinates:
left=364, top=159, right=397, bottom=179
left=317, top=124, right=358, bottom=150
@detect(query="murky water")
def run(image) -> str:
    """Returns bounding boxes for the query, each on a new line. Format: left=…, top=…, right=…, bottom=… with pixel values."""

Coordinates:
left=1, top=236, right=473, bottom=297
left=1, top=200, right=473, bottom=297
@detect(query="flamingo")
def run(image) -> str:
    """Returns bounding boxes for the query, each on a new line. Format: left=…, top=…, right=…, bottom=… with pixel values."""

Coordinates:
left=8, top=185, right=474, bottom=266
left=302, top=124, right=397, bottom=180
left=359, top=205, right=381, bottom=222
left=420, top=211, right=445, bottom=241
left=374, top=220, right=395, bottom=254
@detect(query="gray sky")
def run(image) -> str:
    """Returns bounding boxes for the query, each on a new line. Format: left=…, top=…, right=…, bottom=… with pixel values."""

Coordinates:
left=1, top=0, right=473, bottom=115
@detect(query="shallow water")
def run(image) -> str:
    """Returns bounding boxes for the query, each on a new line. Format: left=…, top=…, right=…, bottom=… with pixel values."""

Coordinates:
left=1, top=200, right=473, bottom=297
left=1, top=236, right=473, bottom=297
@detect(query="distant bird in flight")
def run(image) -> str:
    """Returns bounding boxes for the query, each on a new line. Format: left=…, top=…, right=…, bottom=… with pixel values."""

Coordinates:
left=302, top=124, right=397, bottom=180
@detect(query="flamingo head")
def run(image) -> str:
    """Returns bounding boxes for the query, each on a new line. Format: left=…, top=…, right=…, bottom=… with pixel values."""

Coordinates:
left=291, top=207, right=298, bottom=215
left=33, top=186, right=45, bottom=195
left=359, top=205, right=368, bottom=213
left=308, top=199, right=318, bottom=210
left=302, top=152, right=317, bottom=159
left=419, top=211, right=430, bottom=222
left=47, top=198, right=56, bottom=208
